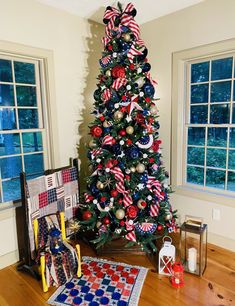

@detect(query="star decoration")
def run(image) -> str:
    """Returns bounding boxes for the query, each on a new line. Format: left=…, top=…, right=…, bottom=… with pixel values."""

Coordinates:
left=137, top=183, right=145, bottom=190
left=118, top=151, right=125, bottom=158
left=68, top=220, right=81, bottom=233
left=104, top=177, right=113, bottom=188
left=126, top=115, right=132, bottom=122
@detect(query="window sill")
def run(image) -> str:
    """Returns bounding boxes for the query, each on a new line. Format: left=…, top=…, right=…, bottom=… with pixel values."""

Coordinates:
left=173, top=185, right=235, bottom=208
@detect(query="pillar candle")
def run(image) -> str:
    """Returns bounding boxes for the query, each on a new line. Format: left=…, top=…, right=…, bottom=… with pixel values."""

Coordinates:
left=188, top=247, right=197, bottom=272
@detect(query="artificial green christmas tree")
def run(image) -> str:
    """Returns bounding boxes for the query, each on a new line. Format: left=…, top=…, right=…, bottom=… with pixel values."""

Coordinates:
left=80, top=2, right=177, bottom=252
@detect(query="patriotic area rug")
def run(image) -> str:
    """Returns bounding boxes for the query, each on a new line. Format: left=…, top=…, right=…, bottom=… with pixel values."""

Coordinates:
left=47, top=256, right=148, bottom=306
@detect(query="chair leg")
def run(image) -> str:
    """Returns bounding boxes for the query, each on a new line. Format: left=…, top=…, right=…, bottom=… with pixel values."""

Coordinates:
left=75, top=244, right=82, bottom=278
left=40, top=255, right=48, bottom=293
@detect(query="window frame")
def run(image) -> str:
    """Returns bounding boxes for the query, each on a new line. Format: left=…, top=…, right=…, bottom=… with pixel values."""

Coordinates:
left=172, top=38, right=235, bottom=207
left=0, top=40, right=59, bottom=208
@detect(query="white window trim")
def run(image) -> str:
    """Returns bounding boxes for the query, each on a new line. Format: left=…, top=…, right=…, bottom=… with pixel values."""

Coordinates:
left=0, top=40, right=59, bottom=209
left=172, top=38, right=235, bottom=208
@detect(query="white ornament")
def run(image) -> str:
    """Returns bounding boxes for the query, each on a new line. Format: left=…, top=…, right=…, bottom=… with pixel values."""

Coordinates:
left=114, top=103, right=119, bottom=109
left=96, top=158, right=101, bottom=163
left=126, top=85, right=131, bottom=90
left=139, top=91, right=144, bottom=97
left=93, top=199, right=98, bottom=204
left=163, top=183, right=168, bottom=188
left=126, top=116, right=132, bottom=122
left=128, top=220, right=134, bottom=225
left=105, top=168, right=110, bottom=173
left=143, top=153, right=148, bottom=158
left=147, top=195, right=153, bottom=201
left=137, top=67, right=142, bottom=73
left=113, top=52, right=117, bottom=58
left=104, top=207, right=110, bottom=212
left=115, top=228, right=122, bottom=234
left=159, top=236, right=176, bottom=276
left=137, top=183, right=145, bottom=190
left=119, top=140, right=125, bottom=145
left=125, top=169, right=131, bottom=174
left=110, top=197, right=114, bottom=203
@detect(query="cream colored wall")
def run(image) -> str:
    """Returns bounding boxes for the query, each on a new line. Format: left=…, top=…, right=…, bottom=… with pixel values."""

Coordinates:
left=141, top=0, right=235, bottom=251
left=0, top=0, right=103, bottom=267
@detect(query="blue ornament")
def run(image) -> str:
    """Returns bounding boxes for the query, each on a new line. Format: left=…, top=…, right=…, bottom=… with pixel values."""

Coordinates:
left=143, top=109, right=149, bottom=116
left=103, top=127, right=110, bottom=133
left=113, top=144, right=122, bottom=155
left=143, top=83, right=155, bottom=98
left=119, top=162, right=125, bottom=169
left=111, top=91, right=119, bottom=102
left=106, top=100, right=115, bottom=111
left=142, top=63, right=151, bottom=72
left=90, top=184, right=99, bottom=195
left=140, top=172, right=148, bottom=183
left=121, top=42, right=130, bottom=51
left=127, top=147, right=140, bottom=159
left=132, top=193, right=140, bottom=200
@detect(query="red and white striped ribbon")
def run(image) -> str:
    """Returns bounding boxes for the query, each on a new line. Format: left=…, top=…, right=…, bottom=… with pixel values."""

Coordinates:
left=146, top=71, right=158, bottom=85
left=84, top=193, right=90, bottom=203
left=147, top=176, right=164, bottom=201
left=112, top=77, right=127, bottom=90
left=110, top=166, right=132, bottom=207
left=91, top=148, right=102, bottom=158
left=150, top=204, right=160, bottom=217
left=102, top=135, right=114, bottom=145
left=125, top=230, right=136, bottom=242
left=103, top=3, right=140, bottom=46
left=127, top=43, right=142, bottom=62
left=102, top=88, right=111, bottom=102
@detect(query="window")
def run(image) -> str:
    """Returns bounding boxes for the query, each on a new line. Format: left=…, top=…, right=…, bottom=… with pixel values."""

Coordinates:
left=0, top=53, right=49, bottom=203
left=172, top=39, right=235, bottom=203
left=186, top=55, right=235, bottom=193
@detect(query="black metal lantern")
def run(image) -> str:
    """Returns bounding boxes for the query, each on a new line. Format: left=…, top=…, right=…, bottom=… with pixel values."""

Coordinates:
left=180, top=222, right=207, bottom=276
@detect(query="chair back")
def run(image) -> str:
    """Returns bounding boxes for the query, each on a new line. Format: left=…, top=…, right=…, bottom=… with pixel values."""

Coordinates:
left=17, top=159, right=80, bottom=264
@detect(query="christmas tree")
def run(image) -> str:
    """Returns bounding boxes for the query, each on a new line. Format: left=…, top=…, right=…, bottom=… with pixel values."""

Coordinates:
left=80, top=2, right=177, bottom=252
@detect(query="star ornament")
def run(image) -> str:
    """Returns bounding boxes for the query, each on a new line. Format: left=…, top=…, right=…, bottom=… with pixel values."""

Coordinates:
left=137, top=183, right=145, bottom=190
left=120, top=95, right=143, bottom=115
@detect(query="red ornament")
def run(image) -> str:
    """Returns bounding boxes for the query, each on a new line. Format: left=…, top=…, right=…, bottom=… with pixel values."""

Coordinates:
left=103, top=216, right=110, bottom=225
left=122, top=95, right=127, bottom=101
left=120, top=106, right=127, bottom=113
left=145, top=97, right=151, bottom=103
left=119, top=129, right=126, bottom=136
left=100, top=196, right=106, bottom=202
left=125, top=175, right=130, bottom=180
left=105, top=160, right=113, bottom=168
left=113, top=159, right=118, bottom=166
left=88, top=195, right=94, bottom=201
left=110, top=190, right=118, bottom=197
left=99, top=115, right=105, bottom=121
left=120, top=220, right=125, bottom=226
left=90, top=126, right=102, bottom=137
left=112, top=138, right=116, bottom=144
left=157, top=224, right=163, bottom=231
left=126, top=205, right=138, bottom=219
left=108, top=45, right=113, bottom=51
left=82, top=210, right=92, bottom=220
left=126, top=139, right=132, bottom=145
left=97, top=164, right=102, bottom=169
left=149, top=158, right=155, bottom=163
left=111, top=66, right=125, bottom=78
left=151, top=139, right=162, bottom=152
left=129, top=63, right=135, bottom=70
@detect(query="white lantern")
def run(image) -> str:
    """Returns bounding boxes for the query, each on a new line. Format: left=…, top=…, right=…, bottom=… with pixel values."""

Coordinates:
left=158, top=236, right=176, bottom=276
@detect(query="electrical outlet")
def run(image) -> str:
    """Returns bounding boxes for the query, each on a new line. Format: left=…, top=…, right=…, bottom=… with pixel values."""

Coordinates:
left=212, top=208, right=221, bottom=221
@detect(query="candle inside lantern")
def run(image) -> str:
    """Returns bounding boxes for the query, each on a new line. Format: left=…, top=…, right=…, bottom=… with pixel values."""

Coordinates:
left=188, top=247, right=197, bottom=272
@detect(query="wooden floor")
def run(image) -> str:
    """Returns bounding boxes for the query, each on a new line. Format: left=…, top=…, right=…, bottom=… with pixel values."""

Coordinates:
left=0, top=240, right=235, bottom=306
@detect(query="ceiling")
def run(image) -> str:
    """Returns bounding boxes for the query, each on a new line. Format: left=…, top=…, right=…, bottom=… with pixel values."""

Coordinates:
left=36, top=0, right=204, bottom=24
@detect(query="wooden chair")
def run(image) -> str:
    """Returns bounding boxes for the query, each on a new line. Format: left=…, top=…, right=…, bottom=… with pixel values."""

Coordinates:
left=16, top=158, right=81, bottom=292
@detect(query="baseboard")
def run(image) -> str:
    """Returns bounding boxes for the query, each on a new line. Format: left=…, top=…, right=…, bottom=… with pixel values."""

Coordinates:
left=0, top=250, right=19, bottom=270
left=208, top=232, right=235, bottom=252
